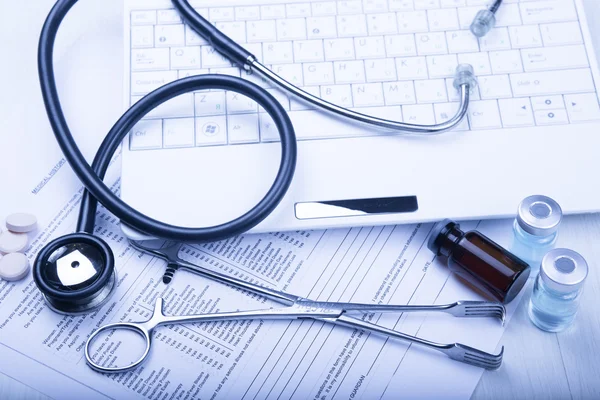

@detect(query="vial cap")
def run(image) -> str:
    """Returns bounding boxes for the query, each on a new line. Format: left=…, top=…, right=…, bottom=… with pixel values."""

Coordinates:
left=427, top=219, right=455, bottom=254
left=517, top=195, right=562, bottom=236
left=540, top=248, right=588, bottom=293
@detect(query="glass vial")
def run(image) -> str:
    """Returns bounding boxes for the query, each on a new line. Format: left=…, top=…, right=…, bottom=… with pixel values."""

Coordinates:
left=511, top=195, right=562, bottom=274
left=428, top=219, right=530, bottom=303
left=528, top=248, right=588, bottom=332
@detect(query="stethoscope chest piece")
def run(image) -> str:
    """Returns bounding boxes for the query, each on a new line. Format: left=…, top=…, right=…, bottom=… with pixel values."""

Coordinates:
left=33, top=233, right=116, bottom=314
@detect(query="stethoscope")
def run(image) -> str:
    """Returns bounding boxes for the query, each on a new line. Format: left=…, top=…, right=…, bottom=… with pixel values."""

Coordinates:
left=33, top=0, right=502, bottom=314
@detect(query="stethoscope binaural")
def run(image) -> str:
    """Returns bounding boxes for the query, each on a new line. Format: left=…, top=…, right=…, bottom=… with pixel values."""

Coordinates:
left=33, top=0, right=502, bottom=314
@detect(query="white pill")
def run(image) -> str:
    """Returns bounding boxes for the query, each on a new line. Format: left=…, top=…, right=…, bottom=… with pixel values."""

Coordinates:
left=0, top=231, right=28, bottom=254
left=0, top=253, right=30, bottom=281
left=6, top=213, right=37, bottom=233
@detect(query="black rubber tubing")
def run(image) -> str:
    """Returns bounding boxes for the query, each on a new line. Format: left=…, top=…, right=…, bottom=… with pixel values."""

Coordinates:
left=38, top=0, right=297, bottom=242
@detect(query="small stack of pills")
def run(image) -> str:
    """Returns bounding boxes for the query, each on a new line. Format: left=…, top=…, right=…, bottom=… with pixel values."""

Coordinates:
left=0, top=213, right=37, bottom=282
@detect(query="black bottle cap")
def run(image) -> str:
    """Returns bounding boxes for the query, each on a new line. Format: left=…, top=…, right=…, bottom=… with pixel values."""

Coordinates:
left=427, top=219, right=457, bottom=255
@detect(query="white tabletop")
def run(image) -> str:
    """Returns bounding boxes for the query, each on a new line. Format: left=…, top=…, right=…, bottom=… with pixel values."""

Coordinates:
left=1, top=1, right=600, bottom=399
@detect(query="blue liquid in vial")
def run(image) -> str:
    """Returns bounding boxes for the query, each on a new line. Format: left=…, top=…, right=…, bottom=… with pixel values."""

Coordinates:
left=512, top=220, right=557, bottom=274
left=528, top=275, right=582, bottom=332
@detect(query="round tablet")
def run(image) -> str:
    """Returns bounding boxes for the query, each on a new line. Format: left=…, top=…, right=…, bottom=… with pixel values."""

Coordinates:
left=0, top=253, right=30, bottom=281
left=0, top=231, right=28, bottom=254
left=6, top=213, right=37, bottom=233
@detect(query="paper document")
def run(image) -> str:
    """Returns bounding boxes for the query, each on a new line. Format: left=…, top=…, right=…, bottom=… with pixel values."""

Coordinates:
left=0, top=160, right=521, bottom=400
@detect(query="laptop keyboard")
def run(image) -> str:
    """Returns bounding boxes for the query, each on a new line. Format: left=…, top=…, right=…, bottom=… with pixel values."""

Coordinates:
left=127, top=0, right=600, bottom=150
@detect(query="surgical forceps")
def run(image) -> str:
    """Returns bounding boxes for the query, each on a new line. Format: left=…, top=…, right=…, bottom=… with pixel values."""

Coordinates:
left=85, top=241, right=505, bottom=373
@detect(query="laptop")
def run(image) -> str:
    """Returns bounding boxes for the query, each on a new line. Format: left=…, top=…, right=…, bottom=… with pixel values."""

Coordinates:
left=121, top=0, right=600, bottom=240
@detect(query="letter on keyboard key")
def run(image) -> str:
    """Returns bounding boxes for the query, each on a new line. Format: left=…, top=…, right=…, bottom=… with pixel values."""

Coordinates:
left=337, top=0, right=363, bottom=15
left=428, top=8, right=459, bottom=31
left=416, top=32, right=448, bottom=55
left=261, top=5, right=286, bottom=19
left=131, top=11, right=156, bottom=25
left=522, top=45, right=588, bottom=72
left=324, top=39, right=356, bottom=61
left=263, top=42, right=294, bottom=64
left=511, top=69, right=595, bottom=97
left=131, top=26, right=154, bottom=48
left=531, top=95, right=565, bottom=111
left=321, top=84, right=353, bottom=107
left=196, top=116, right=227, bottom=146
left=157, top=9, right=182, bottom=24
left=170, top=47, right=201, bottom=69
left=216, top=21, right=246, bottom=43
left=235, top=6, right=260, bottom=20
left=498, top=98, right=534, bottom=127
left=303, top=62, right=335, bottom=85
left=383, top=81, right=416, bottom=105
left=468, top=100, right=502, bottom=129
left=273, top=64, right=304, bottom=86
left=427, top=54, right=458, bottom=78
left=195, top=91, right=226, bottom=116
left=294, top=40, right=325, bottom=62
left=227, top=92, right=258, bottom=114
left=277, top=18, right=307, bottom=40
left=367, top=13, right=398, bottom=35
left=402, top=104, right=435, bottom=124
left=489, top=50, right=523, bottom=74
left=365, top=59, right=397, bottom=82
left=415, top=79, right=448, bottom=103
left=242, top=70, right=271, bottom=88
left=434, top=102, right=469, bottom=131
left=535, top=109, right=569, bottom=125
left=457, top=52, right=491, bottom=75
left=186, top=25, right=208, bottom=46
left=479, top=28, right=511, bottom=51
left=520, top=0, right=577, bottom=24
left=228, top=114, right=260, bottom=144
left=131, top=71, right=178, bottom=95
left=479, top=75, right=513, bottom=99
left=540, top=22, right=583, bottom=46
left=307, top=16, right=338, bottom=39
left=337, top=15, right=368, bottom=37
left=155, top=25, right=184, bottom=47
left=508, top=25, right=542, bottom=49
left=286, top=3, right=312, bottom=18
left=352, top=83, right=385, bottom=106
left=334, top=61, right=367, bottom=83
left=163, top=118, right=194, bottom=148
left=385, top=35, right=417, bottom=57
left=355, top=37, right=386, bottom=59
left=565, top=94, right=600, bottom=122
left=312, top=2, right=337, bottom=16
left=131, top=48, right=169, bottom=71
left=202, top=46, right=231, bottom=68
left=396, top=57, right=429, bottom=80
left=446, top=30, right=479, bottom=53
left=209, top=7, right=234, bottom=22
left=130, top=120, right=162, bottom=150
left=247, top=21, right=277, bottom=42
left=397, top=11, right=429, bottom=33
left=259, top=113, right=280, bottom=142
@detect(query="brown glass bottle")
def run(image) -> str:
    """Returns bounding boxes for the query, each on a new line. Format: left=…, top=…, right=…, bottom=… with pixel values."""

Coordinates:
left=427, top=219, right=530, bottom=303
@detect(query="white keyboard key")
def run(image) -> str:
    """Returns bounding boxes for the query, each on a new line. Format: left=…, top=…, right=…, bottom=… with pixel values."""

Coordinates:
left=272, top=63, right=304, bottom=86
left=446, top=78, right=480, bottom=101
left=441, top=0, right=465, bottom=7
left=565, top=94, right=600, bottom=122
left=261, top=5, right=286, bottom=19
left=303, top=62, right=335, bottom=85
left=131, top=71, right=177, bottom=95
left=338, top=0, right=363, bottom=15
left=434, top=102, right=470, bottom=130
left=263, top=42, right=294, bottom=64
left=313, top=2, right=338, bottom=16
left=294, top=40, right=325, bottom=62
left=307, top=16, right=338, bottom=38
left=324, top=38, right=356, bottom=60
left=195, top=116, right=227, bottom=146
left=498, top=98, right=535, bottom=127
left=131, top=48, right=169, bottom=71
left=534, top=109, right=569, bottom=125
left=157, top=9, right=182, bottom=24
left=228, top=114, right=260, bottom=143
left=468, top=100, right=502, bottom=129
left=428, top=8, right=459, bottom=31
left=277, top=18, right=307, bottom=40
left=365, top=59, right=397, bottom=82
left=355, top=36, right=386, bottom=59
left=259, top=112, right=280, bottom=142
left=457, top=6, right=479, bottom=29
left=457, top=52, right=491, bottom=75
left=242, top=70, right=271, bottom=88
left=521, top=45, right=588, bottom=72
left=397, top=11, right=429, bottom=33
left=195, top=91, right=226, bottom=116
left=247, top=20, right=277, bottom=42
left=540, top=22, right=583, bottom=46
left=489, top=50, right=523, bottom=73
left=509, top=25, right=542, bottom=49
left=235, top=6, right=260, bottom=21
left=131, top=10, right=156, bottom=25
left=131, top=26, right=154, bottom=48
left=334, top=61, right=367, bottom=83
left=415, top=79, right=447, bottom=103
left=178, top=69, right=208, bottom=79
left=520, top=0, right=577, bottom=24
left=495, top=3, right=521, bottom=27
left=446, top=30, right=479, bottom=53
left=352, top=83, right=385, bottom=106
left=390, top=0, right=415, bottom=11
left=216, top=21, right=246, bottom=43
left=155, top=25, right=185, bottom=47
left=383, top=81, right=417, bottom=104
left=186, top=25, right=208, bottom=46
left=130, top=120, right=162, bottom=150
left=426, top=54, right=458, bottom=78
left=290, top=86, right=321, bottom=110
left=321, top=84, right=353, bottom=107
left=163, top=118, right=194, bottom=148
left=201, top=46, right=231, bottom=68
left=209, top=67, right=241, bottom=78
left=531, top=95, right=564, bottom=111
left=265, top=88, right=291, bottom=110
left=385, top=34, right=417, bottom=57
left=364, top=0, right=389, bottom=13
left=209, top=7, right=234, bottom=22
left=286, top=3, right=312, bottom=17
left=243, top=43, right=263, bottom=62
left=227, top=92, right=258, bottom=114
left=337, top=14, right=368, bottom=36
left=402, top=104, right=435, bottom=124
left=367, top=13, right=398, bottom=35
left=396, top=56, right=428, bottom=80
left=171, top=46, right=201, bottom=69
left=511, top=69, right=595, bottom=97
left=415, top=32, right=448, bottom=55
left=479, top=28, right=511, bottom=51
left=415, top=0, right=440, bottom=10
left=479, top=75, right=513, bottom=99
left=133, top=93, right=194, bottom=119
